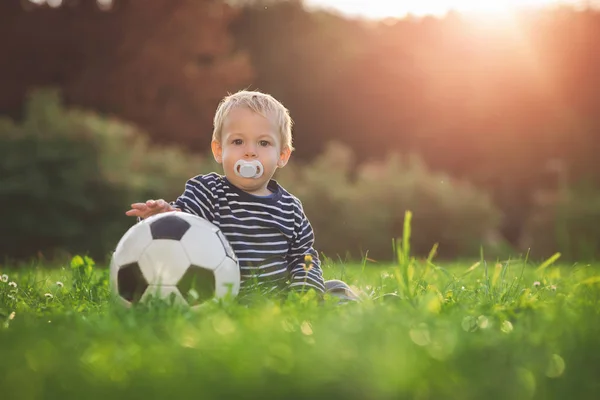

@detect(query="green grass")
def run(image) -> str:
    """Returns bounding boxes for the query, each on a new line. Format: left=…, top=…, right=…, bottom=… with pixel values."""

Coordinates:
left=2, top=252, right=600, bottom=400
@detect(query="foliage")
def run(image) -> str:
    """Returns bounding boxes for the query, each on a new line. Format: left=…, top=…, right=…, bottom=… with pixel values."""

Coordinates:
left=1, top=245, right=600, bottom=398
left=231, top=2, right=600, bottom=246
left=277, top=142, right=505, bottom=261
left=0, top=89, right=128, bottom=260
left=0, top=90, right=504, bottom=262
left=520, top=183, right=600, bottom=261
left=0, top=0, right=253, bottom=150
left=0, top=88, right=212, bottom=262
left=4, top=2, right=600, bottom=248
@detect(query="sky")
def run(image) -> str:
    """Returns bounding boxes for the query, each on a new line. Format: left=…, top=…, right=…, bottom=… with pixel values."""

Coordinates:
left=302, top=0, right=584, bottom=19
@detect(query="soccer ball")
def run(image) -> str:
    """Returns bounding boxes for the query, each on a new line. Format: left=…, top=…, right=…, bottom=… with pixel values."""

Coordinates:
left=110, top=211, right=240, bottom=308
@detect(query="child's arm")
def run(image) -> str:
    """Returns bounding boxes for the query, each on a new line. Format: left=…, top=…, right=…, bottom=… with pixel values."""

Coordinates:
left=126, top=175, right=216, bottom=223
left=169, top=175, right=217, bottom=223
left=286, top=207, right=326, bottom=294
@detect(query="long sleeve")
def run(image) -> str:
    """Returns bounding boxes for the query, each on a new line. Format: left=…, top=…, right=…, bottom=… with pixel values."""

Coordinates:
left=286, top=205, right=326, bottom=293
left=171, top=174, right=218, bottom=223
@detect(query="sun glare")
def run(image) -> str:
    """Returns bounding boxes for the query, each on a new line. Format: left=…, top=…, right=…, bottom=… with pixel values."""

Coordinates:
left=449, top=0, right=555, bottom=13
left=304, top=0, right=569, bottom=19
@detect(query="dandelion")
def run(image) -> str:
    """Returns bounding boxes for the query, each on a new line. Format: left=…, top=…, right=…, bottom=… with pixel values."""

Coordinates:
left=1, top=274, right=7, bottom=283
left=533, top=281, right=541, bottom=287
left=44, top=293, right=53, bottom=299
left=461, top=286, right=466, bottom=291
left=56, top=281, right=64, bottom=288
left=303, top=254, right=314, bottom=272
left=8, top=282, right=17, bottom=288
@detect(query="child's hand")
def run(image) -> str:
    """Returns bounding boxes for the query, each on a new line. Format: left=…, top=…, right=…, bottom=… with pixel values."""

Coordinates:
left=125, top=199, right=179, bottom=219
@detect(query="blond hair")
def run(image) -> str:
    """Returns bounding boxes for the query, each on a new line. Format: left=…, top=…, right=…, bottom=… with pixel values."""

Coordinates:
left=212, top=90, right=294, bottom=151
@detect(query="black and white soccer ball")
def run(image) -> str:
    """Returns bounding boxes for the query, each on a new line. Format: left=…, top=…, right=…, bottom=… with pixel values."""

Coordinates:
left=110, top=211, right=240, bottom=308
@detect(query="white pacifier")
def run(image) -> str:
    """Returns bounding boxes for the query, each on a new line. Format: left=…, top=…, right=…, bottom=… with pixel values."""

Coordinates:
left=234, top=159, right=264, bottom=179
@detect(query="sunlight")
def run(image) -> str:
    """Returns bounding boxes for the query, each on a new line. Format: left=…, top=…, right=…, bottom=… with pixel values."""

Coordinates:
left=303, top=0, right=566, bottom=128
left=449, top=0, right=557, bottom=14
left=304, top=0, right=570, bottom=19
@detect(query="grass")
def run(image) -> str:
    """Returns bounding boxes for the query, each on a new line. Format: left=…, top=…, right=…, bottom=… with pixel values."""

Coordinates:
left=2, top=209, right=600, bottom=400
left=2, top=255, right=600, bottom=400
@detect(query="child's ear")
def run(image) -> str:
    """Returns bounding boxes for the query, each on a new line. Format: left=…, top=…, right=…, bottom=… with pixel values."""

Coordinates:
left=211, top=140, right=223, bottom=164
left=277, top=147, right=292, bottom=168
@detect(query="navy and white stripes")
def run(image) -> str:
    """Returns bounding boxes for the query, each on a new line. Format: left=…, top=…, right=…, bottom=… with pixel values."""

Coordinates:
left=172, top=173, right=325, bottom=294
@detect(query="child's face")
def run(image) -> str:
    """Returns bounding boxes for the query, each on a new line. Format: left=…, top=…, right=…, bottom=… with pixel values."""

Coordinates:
left=212, top=106, right=290, bottom=196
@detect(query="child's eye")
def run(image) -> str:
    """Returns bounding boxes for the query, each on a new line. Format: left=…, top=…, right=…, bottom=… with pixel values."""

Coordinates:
left=259, top=140, right=270, bottom=147
left=232, top=139, right=243, bottom=145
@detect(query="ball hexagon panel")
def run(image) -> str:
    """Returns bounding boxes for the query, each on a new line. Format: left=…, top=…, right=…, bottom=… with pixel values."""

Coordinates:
left=149, top=213, right=191, bottom=240
left=214, top=257, right=241, bottom=298
left=116, top=262, right=149, bottom=303
left=176, top=266, right=216, bottom=306
left=141, top=285, right=186, bottom=306
left=180, top=226, right=226, bottom=271
left=138, top=240, right=191, bottom=286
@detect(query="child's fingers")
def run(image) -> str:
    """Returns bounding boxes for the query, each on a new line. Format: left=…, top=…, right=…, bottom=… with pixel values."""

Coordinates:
left=146, top=199, right=167, bottom=209
left=126, top=204, right=146, bottom=215
left=126, top=203, right=151, bottom=217
left=130, top=203, right=148, bottom=210
left=125, top=209, right=143, bottom=217
left=127, top=200, right=171, bottom=218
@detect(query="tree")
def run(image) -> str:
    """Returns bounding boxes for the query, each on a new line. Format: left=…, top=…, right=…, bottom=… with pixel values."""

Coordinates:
left=0, top=0, right=253, bottom=150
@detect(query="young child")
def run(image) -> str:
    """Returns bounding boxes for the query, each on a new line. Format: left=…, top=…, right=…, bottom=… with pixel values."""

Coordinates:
left=126, top=90, right=359, bottom=302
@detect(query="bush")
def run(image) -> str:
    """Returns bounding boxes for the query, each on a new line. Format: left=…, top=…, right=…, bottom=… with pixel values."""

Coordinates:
left=0, top=88, right=212, bottom=262
left=276, top=142, right=504, bottom=261
left=520, top=183, right=600, bottom=261
left=1, top=89, right=504, bottom=262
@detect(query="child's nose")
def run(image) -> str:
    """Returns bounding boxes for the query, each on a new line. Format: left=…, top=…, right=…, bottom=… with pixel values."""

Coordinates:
left=245, top=145, right=257, bottom=158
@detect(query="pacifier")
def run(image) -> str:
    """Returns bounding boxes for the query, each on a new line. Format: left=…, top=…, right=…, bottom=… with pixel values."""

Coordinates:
left=234, top=159, right=264, bottom=179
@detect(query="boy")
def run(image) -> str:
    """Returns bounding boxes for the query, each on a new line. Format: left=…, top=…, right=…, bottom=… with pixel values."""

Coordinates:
left=126, top=90, right=358, bottom=302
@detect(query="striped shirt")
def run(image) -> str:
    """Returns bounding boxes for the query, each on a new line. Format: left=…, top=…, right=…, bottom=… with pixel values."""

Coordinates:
left=171, top=173, right=325, bottom=295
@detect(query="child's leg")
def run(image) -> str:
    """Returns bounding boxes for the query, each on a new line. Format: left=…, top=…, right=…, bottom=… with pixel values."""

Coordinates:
left=324, top=279, right=361, bottom=302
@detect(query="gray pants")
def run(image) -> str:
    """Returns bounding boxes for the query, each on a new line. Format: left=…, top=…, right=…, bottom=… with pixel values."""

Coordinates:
left=324, top=279, right=361, bottom=302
